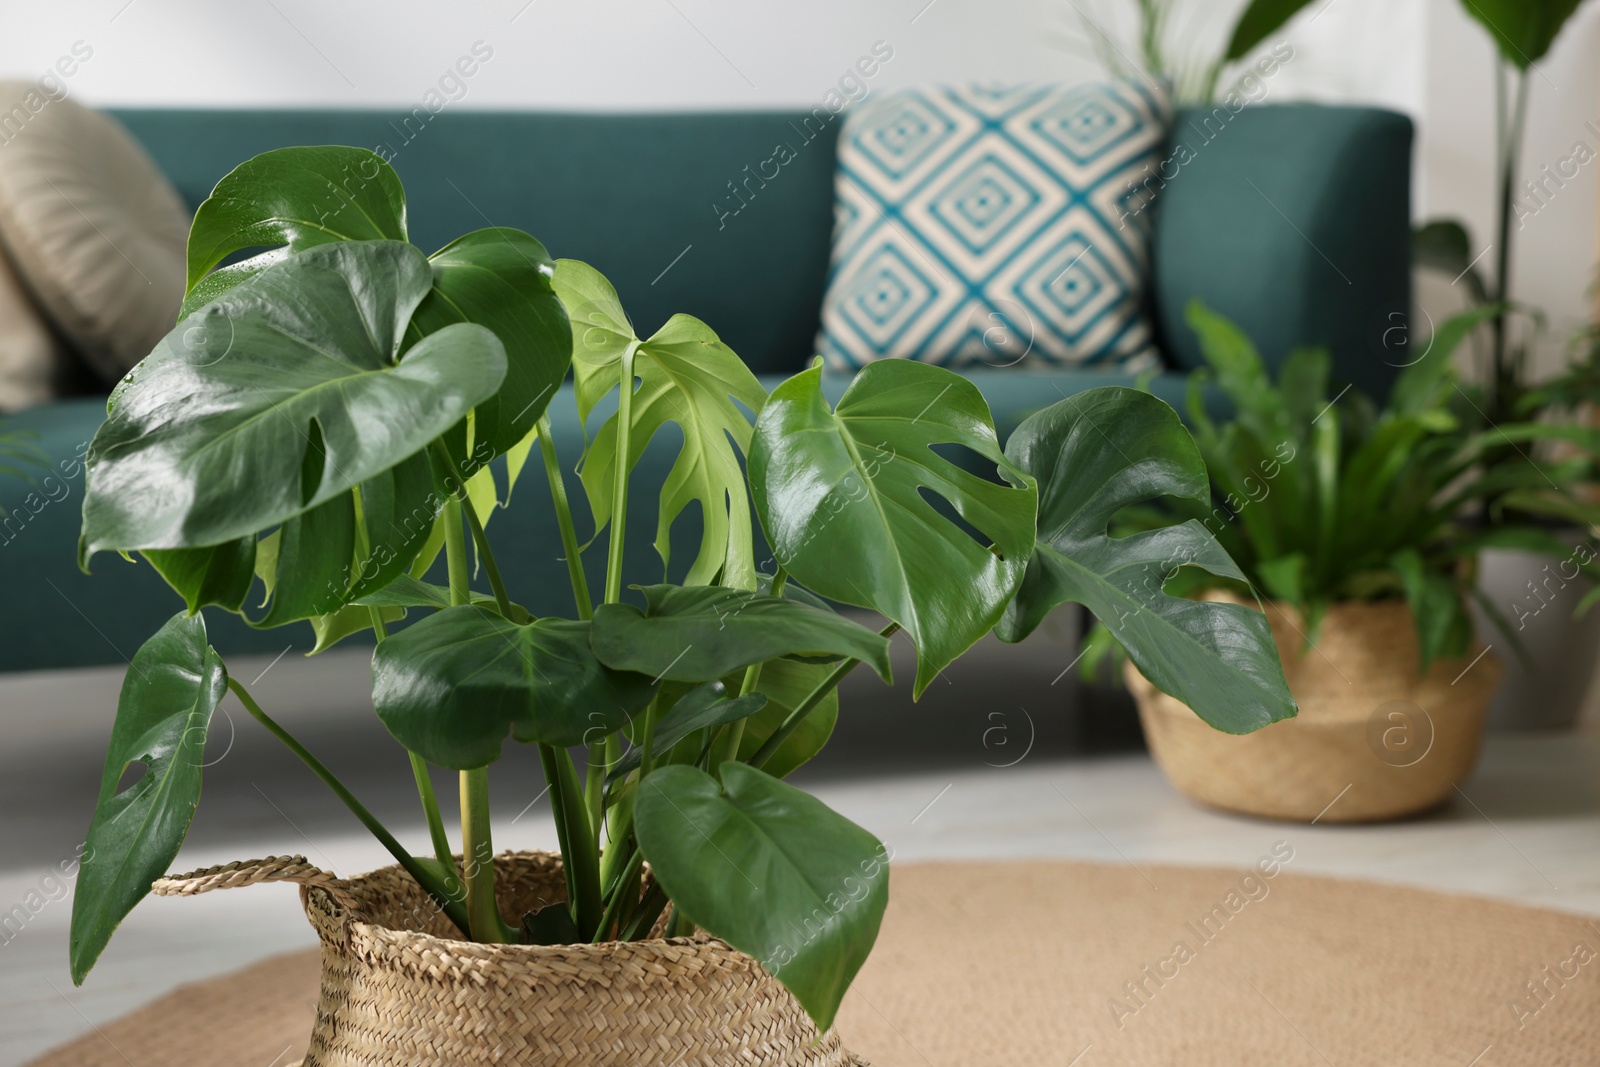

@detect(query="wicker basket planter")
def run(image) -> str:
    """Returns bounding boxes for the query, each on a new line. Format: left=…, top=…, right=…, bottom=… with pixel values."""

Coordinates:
left=1127, top=598, right=1503, bottom=823
left=154, top=851, right=864, bottom=1066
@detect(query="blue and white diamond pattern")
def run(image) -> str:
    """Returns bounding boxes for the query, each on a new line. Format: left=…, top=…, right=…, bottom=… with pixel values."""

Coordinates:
left=820, top=82, right=1170, bottom=372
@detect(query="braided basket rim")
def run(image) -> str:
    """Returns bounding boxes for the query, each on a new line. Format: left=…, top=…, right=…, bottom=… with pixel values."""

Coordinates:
left=305, top=850, right=756, bottom=981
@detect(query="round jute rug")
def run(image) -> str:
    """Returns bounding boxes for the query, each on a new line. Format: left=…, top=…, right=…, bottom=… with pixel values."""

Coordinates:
left=30, top=860, right=1599, bottom=1066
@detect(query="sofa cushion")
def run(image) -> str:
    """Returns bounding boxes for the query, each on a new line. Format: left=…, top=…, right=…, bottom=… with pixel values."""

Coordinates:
left=818, top=82, right=1170, bottom=373
left=0, top=83, right=189, bottom=385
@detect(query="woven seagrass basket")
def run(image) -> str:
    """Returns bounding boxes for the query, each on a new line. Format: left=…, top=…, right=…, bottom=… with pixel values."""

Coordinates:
left=154, top=851, right=865, bottom=1066
left=1128, top=596, right=1502, bottom=823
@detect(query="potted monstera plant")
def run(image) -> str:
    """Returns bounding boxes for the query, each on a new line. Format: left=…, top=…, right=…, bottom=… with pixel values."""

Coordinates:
left=67, top=146, right=1294, bottom=1064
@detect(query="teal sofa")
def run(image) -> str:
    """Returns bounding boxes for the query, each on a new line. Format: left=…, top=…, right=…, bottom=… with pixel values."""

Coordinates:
left=0, top=103, right=1412, bottom=672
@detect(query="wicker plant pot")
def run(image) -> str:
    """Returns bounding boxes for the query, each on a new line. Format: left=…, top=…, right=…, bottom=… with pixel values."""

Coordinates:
left=1127, top=598, right=1503, bottom=823
left=154, top=852, right=865, bottom=1066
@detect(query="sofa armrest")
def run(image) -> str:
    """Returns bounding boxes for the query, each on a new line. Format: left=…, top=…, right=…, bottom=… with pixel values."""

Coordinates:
left=1151, top=104, right=1413, bottom=400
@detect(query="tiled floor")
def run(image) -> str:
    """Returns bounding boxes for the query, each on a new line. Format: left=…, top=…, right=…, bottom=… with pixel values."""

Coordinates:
left=5, top=731, right=1598, bottom=1064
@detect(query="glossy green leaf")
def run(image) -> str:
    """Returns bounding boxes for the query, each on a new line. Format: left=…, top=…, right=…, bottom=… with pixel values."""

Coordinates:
left=143, top=538, right=256, bottom=614
left=590, top=584, right=892, bottom=684
left=247, top=451, right=440, bottom=628
left=309, top=602, right=403, bottom=654
left=734, top=657, right=840, bottom=779
left=997, top=387, right=1296, bottom=734
left=633, top=763, right=890, bottom=1031
left=607, top=681, right=768, bottom=782
left=372, top=606, right=655, bottom=768
left=750, top=360, right=1036, bottom=697
left=1226, top=0, right=1316, bottom=60
left=409, top=228, right=571, bottom=458
left=554, top=260, right=767, bottom=588
left=184, top=146, right=407, bottom=302
left=81, top=241, right=507, bottom=556
left=70, top=612, right=227, bottom=983
left=1459, top=0, right=1583, bottom=68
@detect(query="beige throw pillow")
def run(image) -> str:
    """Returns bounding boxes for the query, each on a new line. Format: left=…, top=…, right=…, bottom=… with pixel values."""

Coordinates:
left=0, top=239, right=69, bottom=410
left=0, top=82, right=189, bottom=385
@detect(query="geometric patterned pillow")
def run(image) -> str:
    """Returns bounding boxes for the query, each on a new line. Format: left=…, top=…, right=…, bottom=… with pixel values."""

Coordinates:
left=819, top=82, right=1172, bottom=373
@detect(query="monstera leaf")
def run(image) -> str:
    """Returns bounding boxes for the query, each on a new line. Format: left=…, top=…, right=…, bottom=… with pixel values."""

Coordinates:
left=406, top=228, right=571, bottom=458
left=372, top=606, right=656, bottom=768
left=997, top=387, right=1296, bottom=734
left=70, top=613, right=227, bottom=983
left=633, top=763, right=890, bottom=1031
left=553, top=260, right=766, bottom=588
left=184, top=147, right=569, bottom=462
left=80, top=241, right=506, bottom=556
left=750, top=360, right=1037, bottom=697
left=590, top=584, right=893, bottom=683
left=1460, top=0, right=1583, bottom=68
left=182, top=145, right=408, bottom=315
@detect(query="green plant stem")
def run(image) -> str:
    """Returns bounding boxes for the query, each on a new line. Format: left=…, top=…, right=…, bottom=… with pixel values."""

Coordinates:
left=459, top=495, right=513, bottom=617
left=442, top=497, right=471, bottom=607
left=228, top=677, right=470, bottom=935
left=538, top=743, right=580, bottom=915
left=442, top=493, right=512, bottom=943
left=550, top=744, right=603, bottom=938
left=355, top=496, right=458, bottom=898
left=603, top=343, right=639, bottom=606
left=537, top=414, right=593, bottom=620
left=709, top=568, right=788, bottom=768
left=598, top=797, right=634, bottom=891
left=748, top=622, right=900, bottom=771
left=592, top=848, right=645, bottom=943
left=1491, top=62, right=1531, bottom=415
left=370, top=605, right=459, bottom=902
left=665, top=905, right=694, bottom=939
left=459, top=767, right=512, bottom=943
left=621, top=881, right=667, bottom=941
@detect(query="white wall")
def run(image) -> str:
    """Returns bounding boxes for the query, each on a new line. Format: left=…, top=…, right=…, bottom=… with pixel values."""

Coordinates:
left=1, top=0, right=1594, bottom=361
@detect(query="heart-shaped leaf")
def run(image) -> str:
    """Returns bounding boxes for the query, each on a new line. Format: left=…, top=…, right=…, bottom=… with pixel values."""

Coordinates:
left=70, top=612, right=227, bottom=983
left=590, top=584, right=892, bottom=684
left=997, top=387, right=1295, bottom=734
left=372, top=606, right=655, bottom=768
left=633, top=762, right=890, bottom=1031
left=554, top=260, right=767, bottom=588
left=184, top=145, right=408, bottom=302
left=408, top=228, right=571, bottom=458
left=607, top=681, right=768, bottom=782
left=750, top=360, right=1037, bottom=697
left=81, top=240, right=507, bottom=556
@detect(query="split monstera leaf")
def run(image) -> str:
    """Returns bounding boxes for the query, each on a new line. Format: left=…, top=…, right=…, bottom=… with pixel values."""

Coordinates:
left=70, top=144, right=1293, bottom=1033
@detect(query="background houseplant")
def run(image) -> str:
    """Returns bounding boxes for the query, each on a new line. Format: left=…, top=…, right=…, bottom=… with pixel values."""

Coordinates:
left=66, top=146, right=1296, bottom=1055
left=1097, top=301, right=1598, bottom=820
left=1070, top=0, right=1318, bottom=103
left=1414, top=0, right=1594, bottom=422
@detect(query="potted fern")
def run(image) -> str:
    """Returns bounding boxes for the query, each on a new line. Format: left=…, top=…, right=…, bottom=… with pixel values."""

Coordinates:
left=1108, top=301, right=1597, bottom=823
left=68, top=147, right=1295, bottom=1063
